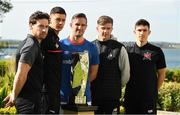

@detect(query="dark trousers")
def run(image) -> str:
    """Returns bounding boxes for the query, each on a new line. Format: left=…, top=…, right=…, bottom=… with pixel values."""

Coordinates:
left=93, top=99, right=119, bottom=114
left=45, top=92, right=60, bottom=114
left=41, top=84, right=60, bottom=114
left=124, top=100, right=157, bottom=114
left=15, top=97, right=40, bottom=114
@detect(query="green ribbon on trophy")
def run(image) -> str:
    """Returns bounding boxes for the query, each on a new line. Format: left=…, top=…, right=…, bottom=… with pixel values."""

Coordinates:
left=71, top=50, right=89, bottom=104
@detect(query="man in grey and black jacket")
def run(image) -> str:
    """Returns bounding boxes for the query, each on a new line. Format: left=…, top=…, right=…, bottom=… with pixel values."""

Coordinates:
left=91, top=15, right=130, bottom=114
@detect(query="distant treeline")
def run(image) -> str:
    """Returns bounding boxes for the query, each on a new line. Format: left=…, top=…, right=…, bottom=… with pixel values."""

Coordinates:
left=0, top=39, right=180, bottom=49
left=122, top=41, right=180, bottom=49
left=0, top=39, right=21, bottom=48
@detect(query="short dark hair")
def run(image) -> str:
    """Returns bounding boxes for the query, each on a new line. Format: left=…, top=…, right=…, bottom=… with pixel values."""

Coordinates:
left=50, top=6, right=66, bottom=15
left=71, top=13, right=87, bottom=23
left=29, top=11, right=49, bottom=25
left=97, top=15, right=113, bottom=25
left=135, top=19, right=150, bottom=29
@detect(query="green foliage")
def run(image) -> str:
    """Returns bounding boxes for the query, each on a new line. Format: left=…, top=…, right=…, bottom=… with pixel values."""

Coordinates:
left=0, top=86, right=8, bottom=108
left=166, top=69, right=180, bottom=83
left=0, top=73, right=14, bottom=108
left=0, top=60, right=15, bottom=112
left=0, top=60, right=15, bottom=77
left=0, top=60, right=15, bottom=109
left=0, top=107, right=16, bottom=114
left=120, top=82, right=180, bottom=113
left=158, top=82, right=180, bottom=112
left=0, top=0, right=13, bottom=14
left=0, top=40, right=20, bottom=48
left=0, top=61, right=8, bottom=77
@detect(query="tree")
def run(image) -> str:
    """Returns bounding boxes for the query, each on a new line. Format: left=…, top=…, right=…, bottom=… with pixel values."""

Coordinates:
left=0, top=0, right=13, bottom=23
left=0, top=0, right=13, bottom=39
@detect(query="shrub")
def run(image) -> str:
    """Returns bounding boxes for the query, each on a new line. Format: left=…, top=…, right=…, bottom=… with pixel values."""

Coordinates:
left=0, top=61, right=8, bottom=77
left=0, top=60, right=15, bottom=77
left=120, top=83, right=180, bottom=113
left=0, top=107, right=16, bottom=114
left=166, top=69, right=180, bottom=83
left=0, top=60, right=15, bottom=108
left=0, top=73, right=14, bottom=108
left=0, top=86, right=8, bottom=108
left=158, top=82, right=180, bottom=112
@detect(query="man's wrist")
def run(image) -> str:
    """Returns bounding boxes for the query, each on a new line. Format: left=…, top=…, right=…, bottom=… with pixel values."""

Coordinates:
left=10, top=92, right=16, bottom=102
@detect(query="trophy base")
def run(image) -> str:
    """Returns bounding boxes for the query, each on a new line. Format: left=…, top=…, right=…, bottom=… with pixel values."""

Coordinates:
left=61, top=104, right=97, bottom=115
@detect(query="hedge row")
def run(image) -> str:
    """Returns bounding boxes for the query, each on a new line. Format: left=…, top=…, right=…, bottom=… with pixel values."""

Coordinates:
left=158, top=82, right=180, bottom=112
left=0, top=107, right=16, bottom=114
left=166, top=69, right=180, bottom=83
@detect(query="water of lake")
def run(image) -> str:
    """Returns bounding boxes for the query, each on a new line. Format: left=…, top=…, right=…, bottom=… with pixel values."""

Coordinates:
left=162, top=49, right=180, bottom=69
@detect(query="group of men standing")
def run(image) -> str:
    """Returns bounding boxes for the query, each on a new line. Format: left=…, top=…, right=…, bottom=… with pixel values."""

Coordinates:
left=3, top=6, right=166, bottom=114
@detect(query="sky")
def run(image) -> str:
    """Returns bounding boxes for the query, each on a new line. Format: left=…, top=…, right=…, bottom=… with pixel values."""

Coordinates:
left=0, top=0, right=180, bottom=43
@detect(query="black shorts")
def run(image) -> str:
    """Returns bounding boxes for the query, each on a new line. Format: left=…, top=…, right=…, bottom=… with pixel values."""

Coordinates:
left=15, top=97, right=41, bottom=114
